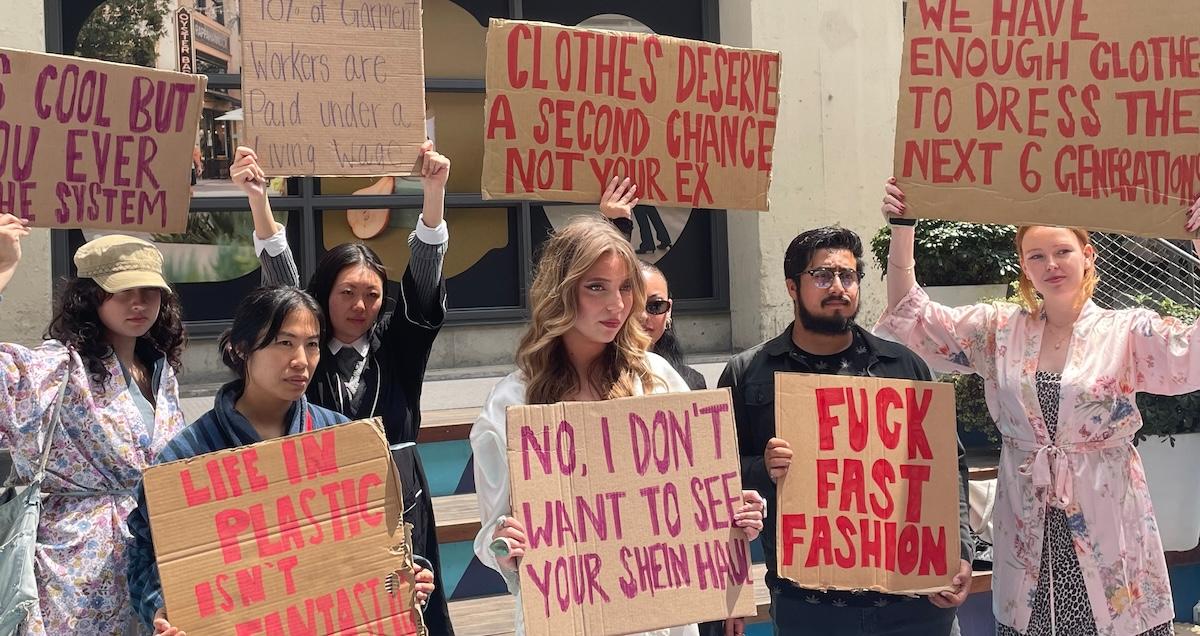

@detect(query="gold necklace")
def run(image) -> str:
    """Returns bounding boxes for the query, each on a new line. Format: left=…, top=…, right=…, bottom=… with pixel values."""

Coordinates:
left=1045, top=324, right=1072, bottom=350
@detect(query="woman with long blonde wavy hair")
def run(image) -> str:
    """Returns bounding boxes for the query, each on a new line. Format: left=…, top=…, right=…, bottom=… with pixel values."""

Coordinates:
left=470, top=212, right=765, bottom=636
left=516, top=215, right=658, bottom=404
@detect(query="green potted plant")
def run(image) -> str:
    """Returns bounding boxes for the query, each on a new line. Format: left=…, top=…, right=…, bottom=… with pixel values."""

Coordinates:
left=949, top=372, right=999, bottom=449
left=871, top=220, right=1020, bottom=306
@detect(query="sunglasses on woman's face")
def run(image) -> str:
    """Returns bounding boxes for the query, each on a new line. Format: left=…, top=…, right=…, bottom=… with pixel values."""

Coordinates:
left=646, top=298, right=672, bottom=315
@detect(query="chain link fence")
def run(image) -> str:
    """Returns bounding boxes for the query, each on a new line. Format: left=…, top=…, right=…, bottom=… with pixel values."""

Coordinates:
left=1091, top=233, right=1200, bottom=310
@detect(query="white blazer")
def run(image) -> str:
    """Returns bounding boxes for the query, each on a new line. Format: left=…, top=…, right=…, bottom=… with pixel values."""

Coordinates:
left=470, top=352, right=698, bottom=636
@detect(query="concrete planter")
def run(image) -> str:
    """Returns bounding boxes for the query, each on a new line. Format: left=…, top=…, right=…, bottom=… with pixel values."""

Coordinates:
left=924, top=284, right=1011, bottom=307
left=1139, top=432, right=1200, bottom=551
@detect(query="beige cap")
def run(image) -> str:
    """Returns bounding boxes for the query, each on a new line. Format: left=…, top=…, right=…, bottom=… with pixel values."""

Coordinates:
left=74, top=235, right=170, bottom=294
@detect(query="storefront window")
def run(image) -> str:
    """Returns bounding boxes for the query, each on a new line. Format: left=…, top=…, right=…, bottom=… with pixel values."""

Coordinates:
left=424, top=0, right=492, bottom=79
left=318, top=206, right=522, bottom=309
left=66, top=209, right=293, bottom=325
left=53, top=0, right=725, bottom=330
left=149, top=211, right=286, bottom=284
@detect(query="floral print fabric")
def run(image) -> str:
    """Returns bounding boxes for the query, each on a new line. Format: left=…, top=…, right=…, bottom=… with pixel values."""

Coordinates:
left=996, top=373, right=1173, bottom=636
left=877, top=285, right=1197, bottom=635
left=0, top=341, right=185, bottom=635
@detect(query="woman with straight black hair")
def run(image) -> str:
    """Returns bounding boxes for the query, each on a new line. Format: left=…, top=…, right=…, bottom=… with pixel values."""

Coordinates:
left=230, top=144, right=456, bottom=634
left=126, top=286, right=435, bottom=634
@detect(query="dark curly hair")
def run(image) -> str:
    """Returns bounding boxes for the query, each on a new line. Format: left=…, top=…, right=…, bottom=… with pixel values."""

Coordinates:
left=44, top=277, right=186, bottom=387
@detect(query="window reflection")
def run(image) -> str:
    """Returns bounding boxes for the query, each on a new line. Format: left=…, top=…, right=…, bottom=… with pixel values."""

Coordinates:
left=319, top=207, right=522, bottom=309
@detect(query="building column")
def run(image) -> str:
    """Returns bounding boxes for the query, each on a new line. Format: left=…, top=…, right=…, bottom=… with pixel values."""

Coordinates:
left=0, top=3, right=51, bottom=347
left=720, top=0, right=904, bottom=348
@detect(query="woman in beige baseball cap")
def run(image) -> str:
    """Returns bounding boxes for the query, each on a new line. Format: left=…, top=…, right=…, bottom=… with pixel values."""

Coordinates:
left=0, top=215, right=189, bottom=636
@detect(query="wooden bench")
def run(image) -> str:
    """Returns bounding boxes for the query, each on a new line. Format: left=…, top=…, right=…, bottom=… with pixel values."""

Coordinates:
left=418, top=407, right=479, bottom=443
left=432, top=493, right=481, bottom=544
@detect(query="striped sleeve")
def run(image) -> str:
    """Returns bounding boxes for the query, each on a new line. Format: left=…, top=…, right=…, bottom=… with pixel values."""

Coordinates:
left=253, top=225, right=301, bottom=287
left=407, top=216, right=447, bottom=315
left=126, top=481, right=164, bottom=627
left=126, top=429, right=204, bottom=627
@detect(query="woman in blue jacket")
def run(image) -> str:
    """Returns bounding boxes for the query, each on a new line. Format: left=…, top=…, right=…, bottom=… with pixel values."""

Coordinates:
left=126, top=286, right=434, bottom=634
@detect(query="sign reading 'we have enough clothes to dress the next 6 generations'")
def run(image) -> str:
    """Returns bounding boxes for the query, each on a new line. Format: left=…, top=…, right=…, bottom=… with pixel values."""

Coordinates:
left=240, top=0, right=428, bottom=176
left=894, top=0, right=1200, bottom=238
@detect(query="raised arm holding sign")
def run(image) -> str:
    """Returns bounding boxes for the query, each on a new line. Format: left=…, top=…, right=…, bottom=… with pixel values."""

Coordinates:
left=879, top=186, right=1200, bottom=632
left=229, top=138, right=460, bottom=634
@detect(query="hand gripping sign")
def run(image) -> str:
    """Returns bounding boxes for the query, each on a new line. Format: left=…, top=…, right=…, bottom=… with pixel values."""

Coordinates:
left=143, top=419, right=425, bottom=636
left=505, top=389, right=757, bottom=636
left=775, top=373, right=960, bottom=594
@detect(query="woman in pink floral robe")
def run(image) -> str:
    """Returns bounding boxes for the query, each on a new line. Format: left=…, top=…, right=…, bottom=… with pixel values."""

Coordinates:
left=876, top=186, right=1200, bottom=636
left=0, top=223, right=187, bottom=636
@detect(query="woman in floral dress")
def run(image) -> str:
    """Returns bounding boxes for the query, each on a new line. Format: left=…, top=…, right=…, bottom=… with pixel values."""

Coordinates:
left=877, top=185, right=1200, bottom=636
left=0, top=215, right=187, bottom=635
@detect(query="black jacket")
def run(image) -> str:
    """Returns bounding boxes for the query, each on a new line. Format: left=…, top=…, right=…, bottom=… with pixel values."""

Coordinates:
left=718, top=323, right=974, bottom=593
left=305, top=267, right=455, bottom=635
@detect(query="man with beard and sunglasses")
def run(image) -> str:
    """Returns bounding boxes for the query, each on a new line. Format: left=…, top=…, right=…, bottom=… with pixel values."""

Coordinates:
left=718, top=226, right=975, bottom=635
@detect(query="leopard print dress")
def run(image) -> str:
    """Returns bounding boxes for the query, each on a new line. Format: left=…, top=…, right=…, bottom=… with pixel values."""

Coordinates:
left=997, top=372, right=1174, bottom=636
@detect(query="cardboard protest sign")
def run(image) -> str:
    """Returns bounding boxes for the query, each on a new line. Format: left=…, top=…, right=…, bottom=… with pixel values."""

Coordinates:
left=143, top=419, right=424, bottom=636
left=506, top=389, right=756, bottom=636
left=240, top=0, right=427, bottom=176
left=482, top=19, right=780, bottom=210
left=893, top=0, right=1200, bottom=238
left=775, top=373, right=958, bottom=594
left=0, top=48, right=204, bottom=233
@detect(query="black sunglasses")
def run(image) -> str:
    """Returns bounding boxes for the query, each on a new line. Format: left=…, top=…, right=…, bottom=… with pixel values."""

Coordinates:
left=646, top=298, right=672, bottom=315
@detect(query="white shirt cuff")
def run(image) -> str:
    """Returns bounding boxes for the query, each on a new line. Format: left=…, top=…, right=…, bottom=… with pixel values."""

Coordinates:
left=415, top=214, right=448, bottom=245
left=252, top=224, right=289, bottom=257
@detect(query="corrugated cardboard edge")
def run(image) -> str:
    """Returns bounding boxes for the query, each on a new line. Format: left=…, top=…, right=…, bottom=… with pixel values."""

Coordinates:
left=143, top=417, right=426, bottom=633
left=772, top=372, right=956, bottom=596
left=478, top=19, right=782, bottom=212
left=504, top=389, right=758, bottom=634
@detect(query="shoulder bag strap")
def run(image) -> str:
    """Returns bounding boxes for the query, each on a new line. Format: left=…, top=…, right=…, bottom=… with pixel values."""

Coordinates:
left=33, top=355, right=73, bottom=481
